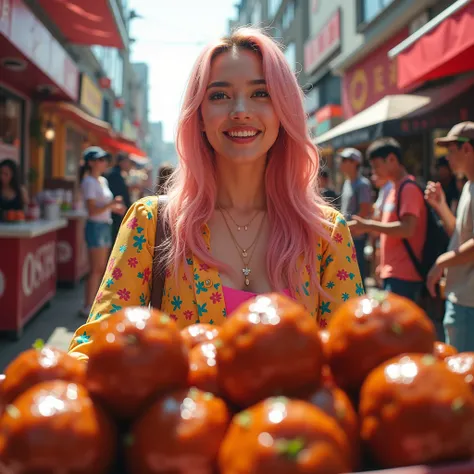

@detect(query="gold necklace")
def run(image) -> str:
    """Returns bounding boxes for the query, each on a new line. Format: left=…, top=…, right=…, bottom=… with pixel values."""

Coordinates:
left=220, top=209, right=266, bottom=286
left=218, top=206, right=262, bottom=257
left=220, top=206, right=260, bottom=231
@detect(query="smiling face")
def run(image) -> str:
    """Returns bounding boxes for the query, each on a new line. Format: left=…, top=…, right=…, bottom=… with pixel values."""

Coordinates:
left=200, top=48, right=280, bottom=166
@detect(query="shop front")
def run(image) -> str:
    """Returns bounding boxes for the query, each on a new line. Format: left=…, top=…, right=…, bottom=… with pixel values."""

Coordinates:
left=0, top=0, right=79, bottom=184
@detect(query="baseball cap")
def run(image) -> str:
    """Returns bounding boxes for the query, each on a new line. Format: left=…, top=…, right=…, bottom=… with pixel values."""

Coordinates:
left=435, top=122, right=474, bottom=146
left=83, top=146, right=109, bottom=161
left=338, top=147, right=363, bottom=164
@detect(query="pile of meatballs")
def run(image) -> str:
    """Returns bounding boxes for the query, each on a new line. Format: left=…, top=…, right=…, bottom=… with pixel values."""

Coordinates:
left=1, top=290, right=474, bottom=474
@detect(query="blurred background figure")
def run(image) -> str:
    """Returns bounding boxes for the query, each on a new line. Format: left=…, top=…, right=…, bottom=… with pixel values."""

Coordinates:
left=435, top=156, right=460, bottom=214
left=79, top=147, right=126, bottom=318
left=105, top=152, right=133, bottom=244
left=0, top=159, right=28, bottom=221
left=157, top=163, right=174, bottom=196
left=318, top=169, right=339, bottom=209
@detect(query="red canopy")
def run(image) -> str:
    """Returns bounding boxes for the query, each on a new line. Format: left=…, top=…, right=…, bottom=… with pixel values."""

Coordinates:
left=393, top=0, right=474, bottom=90
left=37, top=0, right=127, bottom=49
left=101, top=136, right=148, bottom=158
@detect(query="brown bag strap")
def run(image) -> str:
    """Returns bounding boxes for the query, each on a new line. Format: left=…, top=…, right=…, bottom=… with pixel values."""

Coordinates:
left=151, top=196, right=168, bottom=310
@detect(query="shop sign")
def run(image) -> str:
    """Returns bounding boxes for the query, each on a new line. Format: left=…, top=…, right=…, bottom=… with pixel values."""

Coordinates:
left=79, top=74, right=103, bottom=118
left=304, top=8, right=341, bottom=75
left=22, top=241, right=56, bottom=298
left=342, top=29, right=408, bottom=118
left=4, top=0, right=79, bottom=100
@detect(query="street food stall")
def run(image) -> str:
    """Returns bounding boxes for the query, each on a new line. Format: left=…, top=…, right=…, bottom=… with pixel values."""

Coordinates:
left=0, top=218, right=67, bottom=339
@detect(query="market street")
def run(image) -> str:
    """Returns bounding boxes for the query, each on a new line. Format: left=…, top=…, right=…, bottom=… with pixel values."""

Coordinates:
left=0, top=284, right=81, bottom=372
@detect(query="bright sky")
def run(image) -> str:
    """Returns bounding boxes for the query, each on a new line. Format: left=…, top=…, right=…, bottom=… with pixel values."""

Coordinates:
left=129, top=0, right=237, bottom=143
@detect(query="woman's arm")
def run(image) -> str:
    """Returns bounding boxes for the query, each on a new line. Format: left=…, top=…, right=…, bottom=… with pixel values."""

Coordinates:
left=319, top=211, right=364, bottom=326
left=68, top=197, right=158, bottom=358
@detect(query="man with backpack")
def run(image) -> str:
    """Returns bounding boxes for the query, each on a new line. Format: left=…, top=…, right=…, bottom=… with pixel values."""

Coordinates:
left=350, top=138, right=431, bottom=303
left=425, top=122, right=474, bottom=351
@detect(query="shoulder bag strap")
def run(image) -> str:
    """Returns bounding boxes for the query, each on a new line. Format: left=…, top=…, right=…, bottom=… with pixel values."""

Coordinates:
left=396, top=179, right=425, bottom=279
left=151, top=196, right=169, bottom=310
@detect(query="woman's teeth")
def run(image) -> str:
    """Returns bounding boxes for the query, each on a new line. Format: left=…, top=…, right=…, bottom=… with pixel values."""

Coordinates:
left=227, top=131, right=258, bottom=137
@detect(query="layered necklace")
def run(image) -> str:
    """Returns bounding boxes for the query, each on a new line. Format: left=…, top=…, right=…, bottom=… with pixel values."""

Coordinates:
left=218, top=205, right=266, bottom=287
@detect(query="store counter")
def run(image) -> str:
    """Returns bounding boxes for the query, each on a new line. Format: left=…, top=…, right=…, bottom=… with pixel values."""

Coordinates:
left=57, top=210, right=89, bottom=286
left=0, top=219, right=67, bottom=338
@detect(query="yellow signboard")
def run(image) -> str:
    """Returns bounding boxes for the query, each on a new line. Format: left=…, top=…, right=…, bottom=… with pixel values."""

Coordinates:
left=79, top=74, right=103, bottom=118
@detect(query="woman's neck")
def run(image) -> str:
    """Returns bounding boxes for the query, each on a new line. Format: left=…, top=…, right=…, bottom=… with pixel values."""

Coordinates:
left=215, top=156, right=267, bottom=212
left=90, top=171, right=101, bottom=179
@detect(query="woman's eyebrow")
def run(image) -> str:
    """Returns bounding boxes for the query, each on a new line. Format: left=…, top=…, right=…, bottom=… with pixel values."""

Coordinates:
left=206, top=79, right=267, bottom=90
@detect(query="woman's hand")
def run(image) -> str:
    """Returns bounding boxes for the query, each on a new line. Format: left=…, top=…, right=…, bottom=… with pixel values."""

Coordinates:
left=111, top=196, right=126, bottom=216
left=425, top=181, right=446, bottom=212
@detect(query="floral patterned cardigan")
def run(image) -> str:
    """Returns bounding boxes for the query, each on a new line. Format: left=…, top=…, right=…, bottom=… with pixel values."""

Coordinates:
left=69, top=196, right=363, bottom=359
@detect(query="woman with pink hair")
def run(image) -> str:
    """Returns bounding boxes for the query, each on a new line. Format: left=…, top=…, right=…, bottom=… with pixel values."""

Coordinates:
left=69, top=27, right=362, bottom=359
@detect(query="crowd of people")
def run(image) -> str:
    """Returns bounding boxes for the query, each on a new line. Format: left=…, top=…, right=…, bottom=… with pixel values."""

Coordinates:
left=319, top=125, right=473, bottom=350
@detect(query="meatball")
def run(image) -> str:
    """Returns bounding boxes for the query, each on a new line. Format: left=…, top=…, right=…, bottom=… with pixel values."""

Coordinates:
left=189, top=341, right=221, bottom=396
left=216, top=293, right=323, bottom=407
left=307, top=386, right=359, bottom=469
left=445, top=352, right=474, bottom=393
left=86, top=307, right=189, bottom=419
left=326, top=290, right=435, bottom=394
left=0, top=380, right=116, bottom=473
left=433, top=341, right=458, bottom=361
left=181, top=324, right=220, bottom=349
left=219, top=397, right=351, bottom=474
left=360, top=354, right=474, bottom=468
left=2, top=346, right=85, bottom=406
left=127, top=388, right=230, bottom=474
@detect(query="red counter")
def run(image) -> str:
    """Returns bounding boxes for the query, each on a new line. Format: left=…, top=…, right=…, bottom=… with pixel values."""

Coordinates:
left=57, top=211, right=89, bottom=286
left=0, top=219, right=67, bottom=339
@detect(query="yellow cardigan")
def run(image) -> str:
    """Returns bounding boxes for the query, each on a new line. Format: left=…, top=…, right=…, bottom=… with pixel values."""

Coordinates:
left=69, top=196, right=363, bottom=357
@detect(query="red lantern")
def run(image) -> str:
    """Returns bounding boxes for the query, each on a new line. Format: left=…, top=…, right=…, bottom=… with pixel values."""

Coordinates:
left=133, top=119, right=141, bottom=128
left=114, top=98, right=125, bottom=109
left=99, top=77, right=111, bottom=89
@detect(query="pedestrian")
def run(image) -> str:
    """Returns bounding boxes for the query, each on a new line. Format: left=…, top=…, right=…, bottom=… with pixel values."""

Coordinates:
left=69, top=27, right=363, bottom=360
left=351, top=137, right=427, bottom=303
left=104, top=152, right=133, bottom=244
left=79, top=147, right=125, bottom=318
left=318, top=169, right=339, bottom=209
left=434, top=156, right=460, bottom=213
left=425, top=122, right=474, bottom=351
left=0, top=159, right=28, bottom=221
left=339, top=147, right=372, bottom=286
left=157, top=163, right=174, bottom=195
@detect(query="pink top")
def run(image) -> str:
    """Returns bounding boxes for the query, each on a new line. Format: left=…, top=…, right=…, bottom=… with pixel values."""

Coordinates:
left=223, top=286, right=292, bottom=316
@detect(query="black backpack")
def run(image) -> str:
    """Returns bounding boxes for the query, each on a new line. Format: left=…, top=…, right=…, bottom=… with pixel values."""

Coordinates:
left=396, top=179, right=450, bottom=281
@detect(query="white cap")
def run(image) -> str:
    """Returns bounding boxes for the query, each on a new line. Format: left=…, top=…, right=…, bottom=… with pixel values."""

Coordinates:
left=338, top=148, right=363, bottom=164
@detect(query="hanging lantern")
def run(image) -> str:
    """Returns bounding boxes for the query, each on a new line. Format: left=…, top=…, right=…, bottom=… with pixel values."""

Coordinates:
left=133, top=119, right=141, bottom=128
left=114, top=98, right=125, bottom=109
left=99, top=77, right=111, bottom=89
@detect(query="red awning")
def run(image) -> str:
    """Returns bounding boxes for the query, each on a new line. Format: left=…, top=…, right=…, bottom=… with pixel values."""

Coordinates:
left=101, top=136, right=148, bottom=158
left=42, top=102, right=113, bottom=138
left=390, top=0, right=474, bottom=90
left=37, top=0, right=127, bottom=49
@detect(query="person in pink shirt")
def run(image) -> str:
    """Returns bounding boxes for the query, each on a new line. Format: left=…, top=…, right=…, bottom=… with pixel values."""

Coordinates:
left=350, top=137, right=427, bottom=302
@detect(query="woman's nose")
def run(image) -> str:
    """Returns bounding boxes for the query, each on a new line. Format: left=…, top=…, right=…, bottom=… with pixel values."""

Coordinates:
left=230, top=96, right=252, bottom=120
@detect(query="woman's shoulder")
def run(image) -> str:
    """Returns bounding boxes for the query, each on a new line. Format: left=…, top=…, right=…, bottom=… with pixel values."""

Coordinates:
left=128, top=196, right=159, bottom=224
left=320, top=204, right=346, bottom=228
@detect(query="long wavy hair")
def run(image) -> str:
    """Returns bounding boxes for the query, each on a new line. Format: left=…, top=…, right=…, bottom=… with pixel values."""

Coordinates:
left=162, top=27, right=331, bottom=293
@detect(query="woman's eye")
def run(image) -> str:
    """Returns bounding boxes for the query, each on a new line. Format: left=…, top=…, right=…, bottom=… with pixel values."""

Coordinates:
left=209, top=91, right=228, bottom=100
left=253, top=90, right=270, bottom=98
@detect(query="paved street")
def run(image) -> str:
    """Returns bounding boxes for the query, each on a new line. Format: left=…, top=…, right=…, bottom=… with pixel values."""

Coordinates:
left=0, top=284, right=84, bottom=372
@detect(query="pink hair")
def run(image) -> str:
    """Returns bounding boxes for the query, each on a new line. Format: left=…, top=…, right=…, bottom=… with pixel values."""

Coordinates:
left=162, top=27, right=332, bottom=293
